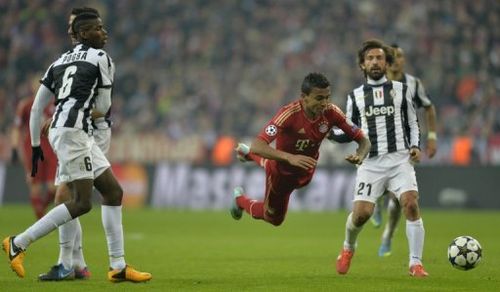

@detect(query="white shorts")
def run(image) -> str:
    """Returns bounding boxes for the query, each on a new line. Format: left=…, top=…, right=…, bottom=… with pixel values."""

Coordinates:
left=50, top=128, right=110, bottom=185
left=94, top=128, right=111, bottom=155
left=353, top=151, right=418, bottom=203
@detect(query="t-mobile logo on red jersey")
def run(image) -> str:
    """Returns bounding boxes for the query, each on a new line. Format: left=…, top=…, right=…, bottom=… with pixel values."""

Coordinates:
left=365, top=105, right=395, bottom=117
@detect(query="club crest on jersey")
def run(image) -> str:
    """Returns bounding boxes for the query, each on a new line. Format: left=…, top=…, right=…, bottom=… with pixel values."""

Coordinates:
left=265, top=125, right=277, bottom=136
left=390, top=89, right=396, bottom=99
left=318, top=121, right=329, bottom=133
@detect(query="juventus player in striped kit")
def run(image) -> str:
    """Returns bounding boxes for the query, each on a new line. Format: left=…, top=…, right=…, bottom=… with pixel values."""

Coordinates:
left=334, top=39, right=428, bottom=277
left=2, top=13, right=151, bottom=282
left=370, top=43, right=439, bottom=258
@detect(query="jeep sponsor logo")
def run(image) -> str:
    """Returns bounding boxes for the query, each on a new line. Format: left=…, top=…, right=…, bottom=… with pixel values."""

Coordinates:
left=365, top=105, right=395, bottom=117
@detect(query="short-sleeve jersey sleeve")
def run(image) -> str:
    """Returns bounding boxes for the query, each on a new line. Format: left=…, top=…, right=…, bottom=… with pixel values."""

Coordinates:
left=97, top=51, right=114, bottom=88
left=40, top=64, right=55, bottom=93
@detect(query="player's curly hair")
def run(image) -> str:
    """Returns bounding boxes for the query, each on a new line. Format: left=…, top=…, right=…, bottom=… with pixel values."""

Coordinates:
left=301, top=72, right=330, bottom=95
left=357, top=39, right=394, bottom=70
left=72, top=13, right=99, bottom=38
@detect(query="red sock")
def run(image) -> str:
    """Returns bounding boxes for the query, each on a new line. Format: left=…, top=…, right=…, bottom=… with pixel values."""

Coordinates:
left=30, top=197, right=45, bottom=219
left=43, top=189, right=55, bottom=210
left=236, top=195, right=264, bottom=219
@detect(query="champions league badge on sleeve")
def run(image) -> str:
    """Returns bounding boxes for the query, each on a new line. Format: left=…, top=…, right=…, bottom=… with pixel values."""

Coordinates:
left=265, top=124, right=278, bottom=136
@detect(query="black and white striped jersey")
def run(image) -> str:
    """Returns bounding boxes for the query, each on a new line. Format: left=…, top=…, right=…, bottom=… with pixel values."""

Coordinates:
left=41, top=44, right=114, bottom=133
left=346, top=77, right=420, bottom=158
left=399, top=73, right=433, bottom=109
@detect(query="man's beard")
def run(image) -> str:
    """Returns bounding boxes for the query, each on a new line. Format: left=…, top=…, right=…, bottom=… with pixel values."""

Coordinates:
left=366, top=68, right=385, bottom=80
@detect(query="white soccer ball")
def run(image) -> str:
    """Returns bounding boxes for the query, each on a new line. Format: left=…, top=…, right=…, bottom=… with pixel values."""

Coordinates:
left=447, top=236, right=482, bottom=270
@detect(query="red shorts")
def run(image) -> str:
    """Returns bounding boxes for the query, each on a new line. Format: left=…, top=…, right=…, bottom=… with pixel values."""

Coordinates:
left=22, top=137, right=57, bottom=183
left=262, top=160, right=314, bottom=223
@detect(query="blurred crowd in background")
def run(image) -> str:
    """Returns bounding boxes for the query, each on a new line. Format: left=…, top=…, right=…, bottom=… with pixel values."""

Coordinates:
left=0, top=0, right=498, bottom=165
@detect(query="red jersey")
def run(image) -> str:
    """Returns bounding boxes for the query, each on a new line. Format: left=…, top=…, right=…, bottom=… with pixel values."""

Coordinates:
left=258, top=100, right=362, bottom=176
left=15, top=96, right=54, bottom=145
left=15, top=96, right=57, bottom=182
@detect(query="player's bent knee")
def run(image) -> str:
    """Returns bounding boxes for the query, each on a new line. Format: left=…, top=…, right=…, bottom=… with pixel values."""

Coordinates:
left=77, top=201, right=93, bottom=215
left=268, top=217, right=285, bottom=226
left=264, top=213, right=285, bottom=226
left=352, top=212, right=371, bottom=226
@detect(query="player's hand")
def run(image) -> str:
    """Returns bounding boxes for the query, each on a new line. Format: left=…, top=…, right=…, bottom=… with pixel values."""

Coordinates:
left=41, top=118, right=52, bottom=137
left=409, top=147, right=420, bottom=163
left=288, top=154, right=317, bottom=170
left=345, top=154, right=363, bottom=165
left=31, top=146, right=44, bottom=177
left=426, top=139, right=437, bottom=158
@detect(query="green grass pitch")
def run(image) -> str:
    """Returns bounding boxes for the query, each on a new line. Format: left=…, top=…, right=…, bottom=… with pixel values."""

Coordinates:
left=0, top=205, right=498, bottom=291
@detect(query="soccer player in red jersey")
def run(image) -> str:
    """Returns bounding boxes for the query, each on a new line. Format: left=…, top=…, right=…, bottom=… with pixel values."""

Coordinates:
left=11, top=76, right=57, bottom=219
left=230, top=72, right=371, bottom=226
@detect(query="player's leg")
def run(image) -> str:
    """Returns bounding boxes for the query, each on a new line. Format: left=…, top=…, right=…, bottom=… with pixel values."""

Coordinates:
left=370, top=193, right=385, bottom=228
left=3, top=128, right=95, bottom=278
left=39, top=182, right=90, bottom=281
left=378, top=194, right=401, bottom=257
left=4, top=179, right=93, bottom=278
left=231, top=156, right=270, bottom=220
left=39, top=143, right=58, bottom=211
left=43, top=184, right=56, bottom=211
left=231, top=186, right=265, bottom=220
left=22, top=143, right=45, bottom=218
left=336, top=200, right=374, bottom=275
left=93, top=166, right=152, bottom=283
left=337, top=166, right=385, bottom=275
left=400, top=190, right=427, bottom=277
left=232, top=161, right=293, bottom=225
left=28, top=181, right=46, bottom=219
left=389, top=162, right=427, bottom=277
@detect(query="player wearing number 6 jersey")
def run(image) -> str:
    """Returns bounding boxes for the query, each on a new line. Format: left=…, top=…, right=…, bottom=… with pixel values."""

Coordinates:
left=334, top=39, right=428, bottom=277
left=2, top=13, right=151, bottom=283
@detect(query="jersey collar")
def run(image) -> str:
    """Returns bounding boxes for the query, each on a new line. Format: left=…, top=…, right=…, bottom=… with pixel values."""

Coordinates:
left=366, top=76, right=388, bottom=86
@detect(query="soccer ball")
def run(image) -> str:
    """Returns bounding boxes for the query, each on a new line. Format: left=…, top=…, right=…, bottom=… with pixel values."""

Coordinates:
left=447, top=236, right=482, bottom=270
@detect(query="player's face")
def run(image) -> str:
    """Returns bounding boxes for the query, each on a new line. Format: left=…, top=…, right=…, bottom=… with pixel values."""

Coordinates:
left=302, top=86, right=331, bottom=116
left=362, top=48, right=387, bottom=80
left=81, top=18, right=108, bottom=49
left=68, top=14, right=77, bottom=44
left=390, top=48, right=405, bottom=73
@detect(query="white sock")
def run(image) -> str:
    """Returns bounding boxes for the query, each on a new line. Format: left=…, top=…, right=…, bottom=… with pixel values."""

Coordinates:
left=102, top=205, right=126, bottom=270
left=343, top=212, right=363, bottom=251
left=14, top=204, right=73, bottom=250
left=406, top=218, right=425, bottom=267
left=72, top=218, right=87, bottom=270
left=381, top=199, right=401, bottom=245
left=57, top=219, right=77, bottom=270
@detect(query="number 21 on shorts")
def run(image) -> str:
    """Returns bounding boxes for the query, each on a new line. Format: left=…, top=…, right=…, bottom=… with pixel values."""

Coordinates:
left=357, top=182, right=372, bottom=196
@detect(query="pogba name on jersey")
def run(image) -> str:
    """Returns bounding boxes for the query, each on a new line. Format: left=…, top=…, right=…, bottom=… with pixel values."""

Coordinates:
left=61, top=51, right=88, bottom=64
left=365, top=105, right=395, bottom=117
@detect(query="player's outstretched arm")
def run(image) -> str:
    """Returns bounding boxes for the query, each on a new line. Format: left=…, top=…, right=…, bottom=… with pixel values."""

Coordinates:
left=250, top=138, right=316, bottom=170
left=345, top=134, right=371, bottom=165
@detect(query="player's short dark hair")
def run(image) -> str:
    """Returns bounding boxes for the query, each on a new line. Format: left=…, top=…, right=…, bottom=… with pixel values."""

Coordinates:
left=72, top=13, right=99, bottom=36
left=357, top=39, right=394, bottom=69
left=301, top=73, right=330, bottom=95
left=71, top=7, right=100, bottom=17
